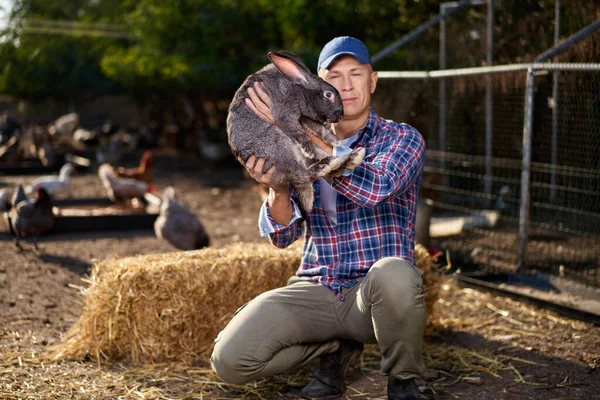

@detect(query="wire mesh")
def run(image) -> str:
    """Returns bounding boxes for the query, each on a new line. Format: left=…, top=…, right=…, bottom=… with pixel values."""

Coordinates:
left=432, top=70, right=526, bottom=275
left=373, top=25, right=600, bottom=287
left=525, top=69, right=600, bottom=284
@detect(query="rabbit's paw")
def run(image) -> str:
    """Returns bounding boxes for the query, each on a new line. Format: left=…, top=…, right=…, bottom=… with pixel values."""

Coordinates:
left=324, top=167, right=345, bottom=179
left=322, top=148, right=366, bottom=179
left=345, top=148, right=366, bottom=170
left=306, top=158, right=334, bottom=180
left=327, top=156, right=346, bottom=171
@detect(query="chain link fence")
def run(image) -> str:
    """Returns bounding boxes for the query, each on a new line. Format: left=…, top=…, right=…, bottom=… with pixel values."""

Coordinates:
left=372, top=24, right=600, bottom=288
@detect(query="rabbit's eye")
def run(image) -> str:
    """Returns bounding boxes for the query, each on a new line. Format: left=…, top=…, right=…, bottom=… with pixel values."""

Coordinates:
left=324, top=91, right=334, bottom=99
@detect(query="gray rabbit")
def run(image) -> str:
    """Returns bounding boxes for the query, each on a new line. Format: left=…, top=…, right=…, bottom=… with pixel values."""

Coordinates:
left=227, top=51, right=365, bottom=212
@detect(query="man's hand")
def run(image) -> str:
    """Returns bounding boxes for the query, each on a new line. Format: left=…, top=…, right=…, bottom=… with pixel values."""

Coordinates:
left=240, top=155, right=288, bottom=194
left=246, top=82, right=276, bottom=125
left=241, top=154, right=293, bottom=225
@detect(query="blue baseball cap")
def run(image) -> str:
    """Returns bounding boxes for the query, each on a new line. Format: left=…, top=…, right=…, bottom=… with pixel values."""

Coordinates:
left=317, top=36, right=372, bottom=70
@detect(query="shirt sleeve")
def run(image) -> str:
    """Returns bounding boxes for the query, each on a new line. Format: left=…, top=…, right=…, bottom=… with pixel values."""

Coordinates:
left=332, top=145, right=354, bottom=177
left=258, top=193, right=304, bottom=248
left=332, top=124, right=425, bottom=208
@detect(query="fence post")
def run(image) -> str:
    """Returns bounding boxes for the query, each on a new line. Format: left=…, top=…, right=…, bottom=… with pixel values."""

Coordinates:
left=550, top=0, right=561, bottom=202
left=519, top=67, right=535, bottom=274
left=439, top=3, right=447, bottom=170
left=484, top=0, right=494, bottom=206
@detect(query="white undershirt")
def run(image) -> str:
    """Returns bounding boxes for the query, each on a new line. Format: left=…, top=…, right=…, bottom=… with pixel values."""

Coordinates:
left=318, top=133, right=360, bottom=225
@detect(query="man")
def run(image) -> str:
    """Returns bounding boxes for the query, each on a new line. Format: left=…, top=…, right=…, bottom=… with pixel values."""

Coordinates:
left=211, top=36, right=426, bottom=400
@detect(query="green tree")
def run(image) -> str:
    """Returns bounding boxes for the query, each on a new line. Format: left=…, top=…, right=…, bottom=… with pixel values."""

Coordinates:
left=0, top=0, right=596, bottom=101
left=0, top=0, right=135, bottom=99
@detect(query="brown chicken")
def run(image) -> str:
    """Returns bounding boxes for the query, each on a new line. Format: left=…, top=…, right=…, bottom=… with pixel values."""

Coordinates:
left=9, top=185, right=54, bottom=251
left=115, top=150, right=153, bottom=184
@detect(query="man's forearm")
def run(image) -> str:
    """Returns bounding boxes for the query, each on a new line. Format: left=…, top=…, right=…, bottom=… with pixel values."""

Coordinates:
left=267, top=188, right=293, bottom=225
left=308, top=132, right=333, bottom=155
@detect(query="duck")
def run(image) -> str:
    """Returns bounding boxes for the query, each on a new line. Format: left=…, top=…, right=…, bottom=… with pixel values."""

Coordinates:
left=154, top=186, right=210, bottom=250
left=27, top=162, right=76, bottom=198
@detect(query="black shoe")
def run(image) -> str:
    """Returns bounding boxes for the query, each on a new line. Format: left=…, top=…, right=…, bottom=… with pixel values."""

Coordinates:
left=388, top=376, right=420, bottom=400
left=297, top=339, right=364, bottom=399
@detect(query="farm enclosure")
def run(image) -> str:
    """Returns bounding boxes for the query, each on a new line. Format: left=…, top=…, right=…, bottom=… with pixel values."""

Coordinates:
left=0, top=153, right=599, bottom=399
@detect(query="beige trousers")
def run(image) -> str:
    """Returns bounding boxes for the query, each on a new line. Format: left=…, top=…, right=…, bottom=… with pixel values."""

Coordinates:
left=210, top=257, right=426, bottom=384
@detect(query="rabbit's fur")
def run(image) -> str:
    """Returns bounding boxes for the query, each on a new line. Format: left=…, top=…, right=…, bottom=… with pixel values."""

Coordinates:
left=227, top=51, right=365, bottom=212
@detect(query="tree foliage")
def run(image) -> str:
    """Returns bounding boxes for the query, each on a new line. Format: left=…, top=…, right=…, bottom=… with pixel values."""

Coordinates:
left=0, top=0, right=596, bottom=100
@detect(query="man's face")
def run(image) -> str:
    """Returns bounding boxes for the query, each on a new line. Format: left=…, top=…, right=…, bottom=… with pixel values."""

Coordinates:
left=318, top=55, right=378, bottom=122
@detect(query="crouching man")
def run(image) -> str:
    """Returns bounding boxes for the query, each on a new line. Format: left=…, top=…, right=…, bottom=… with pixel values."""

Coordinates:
left=212, top=36, right=426, bottom=400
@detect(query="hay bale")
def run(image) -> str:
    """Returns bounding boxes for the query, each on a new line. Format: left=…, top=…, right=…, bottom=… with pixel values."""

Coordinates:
left=52, top=242, right=439, bottom=364
left=415, top=244, right=445, bottom=330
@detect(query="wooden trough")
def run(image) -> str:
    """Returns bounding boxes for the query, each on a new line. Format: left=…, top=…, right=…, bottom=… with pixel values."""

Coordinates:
left=0, top=159, right=58, bottom=175
left=0, top=154, right=91, bottom=176
left=2, top=193, right=161, bottom=234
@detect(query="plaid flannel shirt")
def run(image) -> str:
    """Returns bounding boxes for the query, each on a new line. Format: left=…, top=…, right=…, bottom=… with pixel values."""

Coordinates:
left=259, top=108, right=425, bottom=300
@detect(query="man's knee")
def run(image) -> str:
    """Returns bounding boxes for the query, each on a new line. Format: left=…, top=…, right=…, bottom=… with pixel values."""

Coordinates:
left=209, top=299, right=264, bottom=385
left=364, top=257, right=424, bottom=306
left=369, top=257, right=422, bottom=287
left=211, top=338, right=257, bottom=385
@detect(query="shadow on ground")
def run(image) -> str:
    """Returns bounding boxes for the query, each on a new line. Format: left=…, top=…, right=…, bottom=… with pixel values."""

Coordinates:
left=36, top=253, right=92, bottom=275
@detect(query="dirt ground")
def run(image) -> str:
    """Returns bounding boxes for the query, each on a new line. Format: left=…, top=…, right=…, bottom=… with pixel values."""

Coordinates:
left=1, top=151, right=599, bottom=399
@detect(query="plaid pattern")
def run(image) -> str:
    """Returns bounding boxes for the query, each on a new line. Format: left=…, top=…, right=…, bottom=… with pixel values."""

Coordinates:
left=259, top=109, right=425, bottom=300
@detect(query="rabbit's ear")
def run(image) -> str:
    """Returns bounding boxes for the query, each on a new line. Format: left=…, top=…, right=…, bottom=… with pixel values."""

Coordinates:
left=270, top=51, right=312, bottom=74
left=268, top=51, right=311, bottom=86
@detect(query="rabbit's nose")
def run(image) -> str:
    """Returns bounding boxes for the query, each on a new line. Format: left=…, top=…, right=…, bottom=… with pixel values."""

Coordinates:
left=333, top=109, right=343, bottom=122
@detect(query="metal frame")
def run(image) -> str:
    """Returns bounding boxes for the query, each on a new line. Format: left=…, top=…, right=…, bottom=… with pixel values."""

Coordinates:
left=374, top=0, right=495, bottom=200
left=519, top=18, right=600, bottom=272
left=372, top=1, right=600, bottom=275
left=371, top=0, right=484, bottom=64
left=378, top=62, right=600, bottom=79
left=376, top=17, right=600, bottom=273
left=438, top=0, right=490, bottom=191
left=551, top=0, right=561, bottom=203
